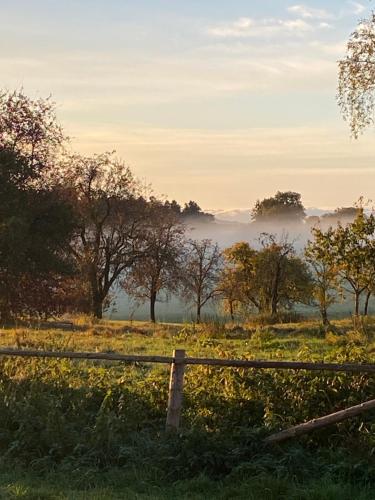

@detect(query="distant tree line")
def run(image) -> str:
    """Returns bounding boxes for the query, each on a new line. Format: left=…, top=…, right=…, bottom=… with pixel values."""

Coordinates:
left=251, top=190, right=361, bottom=227
left=0, top=90, right=374, bottom=324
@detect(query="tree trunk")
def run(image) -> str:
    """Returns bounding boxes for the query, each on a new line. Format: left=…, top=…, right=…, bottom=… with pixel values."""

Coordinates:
left=271, top=299, right=277, bottom=316
left=196, top=304, right=201, bottom=324
left=354, top=291, right=360, bottom=316
left=229, top=300, right=234, bottom=321
left=89, top=269, right=104, bottom=319
left=271, top=261, right=281, bottom=316
left=364, top=291, right=371, bottom=316
left=320, top=306, right=329, bottom=326
left=92, top=296, right=103, bottom=319
left=150, top=290, right=157, bottom=323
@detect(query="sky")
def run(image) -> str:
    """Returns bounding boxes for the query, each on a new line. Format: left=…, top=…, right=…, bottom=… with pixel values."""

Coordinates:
left=1, top=0, right=374, bottom=210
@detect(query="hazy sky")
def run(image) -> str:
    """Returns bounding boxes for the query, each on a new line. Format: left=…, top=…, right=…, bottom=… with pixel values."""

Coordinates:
left=1, top=0, right=374, bottom=210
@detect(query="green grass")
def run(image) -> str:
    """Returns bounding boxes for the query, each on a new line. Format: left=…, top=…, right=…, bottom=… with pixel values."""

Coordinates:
left=0, top=317, right=374, bottom=499
left=1, top=468, right=374, bottom=499
left=1, top=316, right=374, bottom=361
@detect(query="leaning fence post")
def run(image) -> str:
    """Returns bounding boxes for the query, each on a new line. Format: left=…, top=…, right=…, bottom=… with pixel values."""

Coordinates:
left=166, top=349, right=186, bottom=431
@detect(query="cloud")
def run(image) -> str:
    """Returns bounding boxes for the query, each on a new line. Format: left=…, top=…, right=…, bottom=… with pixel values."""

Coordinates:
left=67, top=124, right=375, bottom=210
left=318, top=22, right=333, bottom=30
left=207, top=17, right=315, bottom=38
left=288, top=5, right=332, bottom=20
left=347, top=1, right=366, bottom=15
left=309, top=40, right=347, bottom=56
left=233, top=17, right=253, bottom=29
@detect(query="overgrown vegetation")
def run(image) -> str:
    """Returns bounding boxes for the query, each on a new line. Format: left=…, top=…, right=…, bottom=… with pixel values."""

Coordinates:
left=0, top=319, right=374, bottom=497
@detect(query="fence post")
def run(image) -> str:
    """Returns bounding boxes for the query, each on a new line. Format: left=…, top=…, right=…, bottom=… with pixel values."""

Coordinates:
left=166, top=349, right=186, bottom=432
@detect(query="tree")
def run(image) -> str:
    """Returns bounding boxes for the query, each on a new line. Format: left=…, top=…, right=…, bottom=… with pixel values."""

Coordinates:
left=62, top=152, right=149, bottom=319
left=181, top=201, right=214, bottom=222
left=123, top=201, right=185, bottom=322
left=309, top=210, right=375, bottom=316
left=251, top=191, right=306, bottom=224
left=0, top=90, right=74, bottom=321
left=320, top=207, right=358, bottom=226
left=218, top=263, right=243, bottom=321
left=222, top=236, right=313, bottom=317
left=164, top=199, right=182, bottom=216
left=257, top=234, right=313, bottom=315
left=181, top=239, right=222, bottom=323
left=220, top=242, right=261, bottom=316
left=0, top=149, right=75, bottom=320
left=305, top=239, right=340, bottom=325
left=338, top=13, right=375, bottom=137
left=0, top=90, right=66, bottom=173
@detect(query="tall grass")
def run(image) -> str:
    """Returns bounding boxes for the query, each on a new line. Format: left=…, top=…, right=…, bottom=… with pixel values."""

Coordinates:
left=0, top=321, right=374, bottom=497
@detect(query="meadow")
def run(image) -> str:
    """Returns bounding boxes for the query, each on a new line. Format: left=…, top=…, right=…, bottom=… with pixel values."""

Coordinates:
left=0, top=317, right=374, bottom=499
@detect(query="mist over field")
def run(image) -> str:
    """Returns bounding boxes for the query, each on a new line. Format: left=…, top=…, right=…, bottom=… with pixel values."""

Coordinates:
left=110, top=210, right=370, bottom=321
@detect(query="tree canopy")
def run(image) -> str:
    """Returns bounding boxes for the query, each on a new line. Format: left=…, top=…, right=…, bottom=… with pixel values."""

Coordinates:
left=251, top=191, right=306, bottom=224
left=61, top=152, right=149, bottom=319
left=0, top=149, right=75, bottom=320
left=338, top=13, right=375, bottom=137
left=221, top=236, right=313, bottom=317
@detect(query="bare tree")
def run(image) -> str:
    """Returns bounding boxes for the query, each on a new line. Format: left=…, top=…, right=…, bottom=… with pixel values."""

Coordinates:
left=181, top=239, right=222, bottom=323
left=123, top=200, right=185, bottom=322
left=62, top=152, right=148, bottom=318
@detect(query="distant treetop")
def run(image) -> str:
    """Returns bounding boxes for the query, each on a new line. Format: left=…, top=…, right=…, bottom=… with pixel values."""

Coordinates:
left=163, top=199, right=214, bottom=222
left=251, top=191, right=306, bottom=224
left=321, top=207, right=358, bottom=222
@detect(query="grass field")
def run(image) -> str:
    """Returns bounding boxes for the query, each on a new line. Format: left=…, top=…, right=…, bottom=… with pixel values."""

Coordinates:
left=1, top=467, right=374, bottom=499
left=0, top=316, right=374, bottom=499
left=3, top=315, right=375, bottom=360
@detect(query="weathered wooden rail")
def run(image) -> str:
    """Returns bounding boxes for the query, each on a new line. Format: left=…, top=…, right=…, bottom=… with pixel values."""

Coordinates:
left=0, top=347, right=374, bottom=440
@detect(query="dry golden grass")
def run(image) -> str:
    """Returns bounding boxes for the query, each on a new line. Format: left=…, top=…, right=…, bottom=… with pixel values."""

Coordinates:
left=0, top=315, right=374, bottom=361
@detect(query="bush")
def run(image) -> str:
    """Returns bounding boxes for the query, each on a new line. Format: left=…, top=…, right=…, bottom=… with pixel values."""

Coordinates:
left=246, top=311, right=305, bottom=326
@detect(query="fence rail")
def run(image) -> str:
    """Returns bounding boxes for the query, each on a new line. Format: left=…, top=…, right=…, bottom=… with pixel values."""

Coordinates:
left=0, top=348, right=374, bottom=373
left=0, top=347, right=374, bottom=437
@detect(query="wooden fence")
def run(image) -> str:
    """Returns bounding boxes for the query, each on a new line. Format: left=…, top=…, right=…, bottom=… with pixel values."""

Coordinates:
left=0, top=348, right=374, bottom=441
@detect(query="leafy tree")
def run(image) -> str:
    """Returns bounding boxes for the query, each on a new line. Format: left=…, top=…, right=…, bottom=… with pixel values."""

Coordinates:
left=218, top=262, right=243, bottom=321
left=0, top=89, right=65, bottom=172
left=0, top=149, right=75, bottom=320
left=251, top=191, right=305, bottom=224
left=123, top=200, right=185, bottom=322
left=181, top=239, right=222, bottom=323
left=181, top=201, right=214, bottom=222
left=0, top=90, right=74, bottom=320
left=309, top=210, right=375, bottom=315
left=338, top=13, right=375, bottom=137
left=305, top=239, right=340, bottom=325
left=257, top=234, right=313, bottom=315
left=62, top=152, right=149, bottom=319
left=220, top=242, right=261, bottom=316
left=164, top=199, right=182, bottom=215
left=222, top=236, right=313, bottom=316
